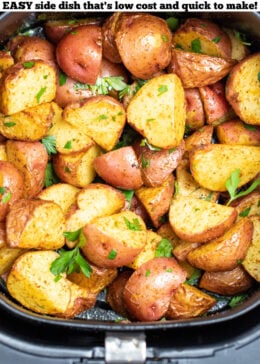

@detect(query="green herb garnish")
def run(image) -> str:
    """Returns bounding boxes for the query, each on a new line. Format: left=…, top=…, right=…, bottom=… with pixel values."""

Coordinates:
left=145, top=269, right=151, bottom=277
left=239, top=207, right=251, bottom=217
left=191, top=38, right=202, bottom=53
left=212, top=36, right=221, bottom=43
left=229, top=294, right=248, bottom=308
left=185, top=268, right=202, bottom=285
left=243, top=123, right=256, bottom=131
left=22, top=61, right=35, bottom=69
left=59, top=70, right=67, bottom=86
left=3, top=122, right=16, bottom=127
left=120, top=189, right=134, bottom=207
left=36, top=87, right=47, bottom=103
left=44, top=162, right=60, bottom=187
left=166, top=17, right=179, bottom=31
left=0, top=187, right=11, bottom=204
left=155, top=238, right=172, bottom=258
left=161, top=34, right=169, bottom=42
left=158, top=85, right=168, bottom=96
left=140, top=139, right=161, bottom=152
left=64, top=141, right=72, bottom=149
left=124, top=217, right=142, bottom=231
left=63, top=229, right=81, bottom=242
left=108, top=249, right=117, bottom=260
left=141, top=153, right=150, bottom=169
left=41, top=135, right=57, bottom=155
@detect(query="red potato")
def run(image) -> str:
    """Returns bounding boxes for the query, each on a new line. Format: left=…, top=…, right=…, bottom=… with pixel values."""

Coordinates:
left=93, top=146, right=143, bottom=190
left=102, top=12, right=122, bottom=63
left=184, top=88, right=205, bottom=130
left=185, top=125, right=214, bottom=152
left=56, top=25, right=102, bottom=84
left=216, top=119, right=260, bottom=146
left=123, top=257, right=187, bottom=321
left=199, top=81, right=234, bottom=126
left=0, top=161, right=24, bottom=221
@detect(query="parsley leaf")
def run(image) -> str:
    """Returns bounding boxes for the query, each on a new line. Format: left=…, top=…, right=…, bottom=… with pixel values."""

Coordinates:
left=166, top=17, right=179, bottom=31
left=239, top=207, right=251, bottom=217
left=140, top=138, right=161, bottom=152
left=59, top=70, right=67, bottom=86
left=155, top=238, right=173, bottom=258
left=185, top=268, right=202, bottom=285
left=22, top=61, right=35, bottom=69
left=4, top=122, right=16, bottom=127
left=124, top=217, right=142, bottom=231
left=119, top=189, right=134, bottom=207
left=44, top=162, right=60, bottom=187
left=158, top=85, right=168, bottom=96
left=0, top=187, right=11, bottom=204
left=63, top=229, right=81, bottom=242
left=36, top=87, right=47, bottom=103
left=108, top=249, right=117, bottom=260
left=41, top=135, right=57, bottom=155
left=212, top=36, right=221, bottom=43
left=229, top=294, right=248, bottom=308
left=191, top=38, right=202, bottom=53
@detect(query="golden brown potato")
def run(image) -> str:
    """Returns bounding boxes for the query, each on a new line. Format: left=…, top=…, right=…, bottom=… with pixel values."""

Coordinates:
left=166, top=283, right=216, bottom=319
left=45, top=17, right=103, bottom=44
left=63, top=95, right=126, bottom=151
left=123, top=257, right=187, bottom=321
left=184, top=125, right=213, bottom=152
left=156, top=222, right=181, bottom=249
left=115, top=13, right=172, bottom=79
left=0, top=60, right=56, bottom=115
left=187, top=218, right=253, bottom=272
left=6, top=199, right=65, bottom=250
left=0, top=143, right=7, bottom=161
left=184, top=88, right=205, bottom=130
left=231, top=191, right=260, bottom=219
left=6, top=140, right=48, bottom=198
left=128, top=194, right=151, bottom=226
left=169, top=196, right=237, bottom=243
left=102, top=12, right=122, bottom=63
left=56, top=25, right=102, bottom=84
left=199, top=266, right=254, bottom=295
left=173, top=18, right=232, bottom=58
left=199, top=81, right=234, bottom=125
left=176, top=159, right=219, bottom=202
left=68, top=262, right=118, bottom=295
left=226, top=53, right=260, bottom=125
left=0, top=160, right=24, bottom=221
left=127, top=74, right=186, bottom=149
left=190, top=144, right=260, bottom=191
left=135, top=174, right=175, bottom=228
left=6, top=250, right=96, bottom=318
left=242, top=215, right=260, bottom=282
left=173, top=241, right=200, bottom=262
left=0, top=50, right=14, bottom=73
left=38, top=183, right=80, bottom=214
left=52, top=144, right=101, bottom=188
left=216, top=119, right=260, bottom=146
left=223, top=27, right=250, bottom=61
left=93, top=146, right=143, bottom=190
left=81, top=210, right=147, bottom=268
left=168, top=49, right=236, bottom=88
left=0, top=102, right=53, bottom=141
left=134, top=140, right=185, bottom=187
left=106, top=270, right=133, bottom=319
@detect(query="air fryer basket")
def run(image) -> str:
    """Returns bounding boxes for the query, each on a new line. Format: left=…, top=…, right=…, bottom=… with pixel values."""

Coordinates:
left=0, top=11, right=259, bottom=362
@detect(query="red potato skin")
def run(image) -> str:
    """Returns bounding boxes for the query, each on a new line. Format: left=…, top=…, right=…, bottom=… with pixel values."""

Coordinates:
left=184, top=88, right=205, bottom=130
left=0, top=161, right=24, bottom=221
left=123, top=257, right=187, bottom=321
left=216, top=119, right=260, bottom=145
left=93, top=146, right=143, bottom=190
left=102, top=12, right=122, bottom=63
left=56, top=25, right=102, bottom=84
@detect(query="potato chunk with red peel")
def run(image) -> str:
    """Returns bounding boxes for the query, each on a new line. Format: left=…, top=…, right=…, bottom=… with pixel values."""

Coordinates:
left=216, top=119, right=260, bottom=146
left=123, top=257, right=187, bottom=321
left=56, top=25, right=102, bottom=85
left=187, top=218, right=253, bottom=272
left=242, top=215, right=260, bottom=282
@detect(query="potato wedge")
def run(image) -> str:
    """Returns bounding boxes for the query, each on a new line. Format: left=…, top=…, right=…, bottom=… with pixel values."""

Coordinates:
left=223, top=28, right=250, bottom=61
left=63, top=95, right=126, bottom=151
left=173, top=241, right=200, bottom=262
left=231, top=191, right=260, bottom=219
left=38, top=183, right=80, bottom=214
left=6, top=140, right=48, bottom=198
left=101, top=12, right=122, bottom=63
left=6, top=199, right=65, bottom=250
left=82, top=211, right=147, bottom=268
left=184, top=88, right=205, bottom=130
left=0, top=60, right=56, bottom=115
left=127, top=74, right=186, bottom=149
left=135, top=174, right=175, bottom=228
left=199, top=266, right=253, bottom=295
left=216, top=119, right=260, bottom=146
left=52, top=144, right=101, bottom=188
left=226, top=53, right=260, bottom=125
left=6, top=250, right=96, bottom=318
left=190, top=144, right=260, bottom=191
left=184, top=125, right=213, bottom=152
left=176, top=159, right=218, bottom=202
left=242, top=215, right=260, bottom=281
left=123, top=257, right=187, bottom=321
left=168, top=49, right=236, bottom=88
left=169, top=196, right=237, bottom=243
left=166, top=283, right=216, bottom=319
left=187, top=217, right=253, bottom=272
left=0, top=50, right=14, bottom=72
left=0, top=143, right=7, bottom=161
left=172, top=18, right=232, bottom=58
left=157, top=222, right=181, bottom=249
left=0, top=102, right=53, bottom=141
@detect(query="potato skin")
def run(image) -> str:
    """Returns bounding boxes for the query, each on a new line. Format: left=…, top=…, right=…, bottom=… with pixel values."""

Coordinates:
left=0, top=161, right=24, bottom=221
left=123, top=257, right=187, bottom=321
left=56, top=25, right=102, bottom=84
left=199, top=266, right=254, bottom=295
left=115, top=13, right=172, bottom=79
left=216, top=119, right=260, bottom=146
left=102, top=12, right=122, bottom=63
left=188, top=218, right=253, bottom=272
left=184, top=88, right=205, bottom=130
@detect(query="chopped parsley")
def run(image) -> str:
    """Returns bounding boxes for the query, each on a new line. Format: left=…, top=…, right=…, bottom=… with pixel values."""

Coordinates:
left=212, top=36, right=221, bottom=43
left=41, top=135, right=57, bottom=155
left=36, top=87, right=47, bottom=103
left=3, top=122, right=16, bottom=127
left=155, top=238, right=173, bottom=258
left=191, top=38, right=202, bottom=53
left=59, top=70, right=67, bottom=86
left=158, top=85, right=168, bottom=96
left=123, top=217, right=142, bottom=231
left=22, top=61, right=35, bottom=69
left=108, top=249, right=117, bottom=260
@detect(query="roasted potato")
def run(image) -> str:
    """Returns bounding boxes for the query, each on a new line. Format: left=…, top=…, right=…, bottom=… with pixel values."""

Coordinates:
left=115, top=13, right=172, bottom=79
left=231, top=191, right=260, bottom=219
left=187, top=217, right=253, bottom=272
left=169, top=195, right=237, bottom=243
left=0, top=50, right=14, bottom=73
left=6, top=199, right=65, bottom=250
left=101, top=12, right=122, bottom=63
left=184, top=125, right=213, bottom=152
left=242, top=215, right=260, bottom=282
left=223, top=27, right=250, bottom=61
left=166, top=283, right=216, bottom=319
left=173, top=241, right=200, bottom=262
left=168, top=49, right=236, bottom=88
left=123, top=257, right=187, bottom=321
left=184, top=88, right=205, bottom=130
left=0, top=60, right=56, bottom=115
left=56, top=25, right=102, bottom=84
left=63, top=95, right=126, bottom=151
left=81, top=211, right=147, bottom=268
left=6, top=250, right=96, bottom=318
left=226, top=53, right=260, bottom=125
left=216, top=119, right=260, bottom=146
left=172, top=18, right=232, bottom=58
left=6, top=140, right=48, bottom=198
left=199, top=266, right=254, bottom=295
left=190, top=144, right=260, bottom=191
left=93, top=146, right=143, bottom=190
left=127, top=74, right=186, bottom=149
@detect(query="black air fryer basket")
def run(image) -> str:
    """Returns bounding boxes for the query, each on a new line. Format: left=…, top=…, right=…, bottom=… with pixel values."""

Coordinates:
left=0, top=11, right=259, bottom=363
